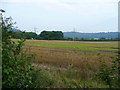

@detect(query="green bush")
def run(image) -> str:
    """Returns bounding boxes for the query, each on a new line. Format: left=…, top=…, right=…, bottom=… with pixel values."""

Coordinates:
left=97, top=51, right=120, bottom=88
left=2, top=16, right=35, bottom=88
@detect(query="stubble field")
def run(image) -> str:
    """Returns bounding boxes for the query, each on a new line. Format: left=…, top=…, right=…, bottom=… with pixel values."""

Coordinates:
left=24, top=40, right=118, bottom=69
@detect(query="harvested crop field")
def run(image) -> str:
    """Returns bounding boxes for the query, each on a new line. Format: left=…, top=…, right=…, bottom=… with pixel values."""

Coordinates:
left=19, top=40, right=118, bottom=71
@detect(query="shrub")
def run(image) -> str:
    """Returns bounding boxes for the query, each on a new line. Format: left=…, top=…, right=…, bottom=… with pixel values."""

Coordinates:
left=97, top=51, right=120, bottom=88
left=2, top=16, right=35, bottom=88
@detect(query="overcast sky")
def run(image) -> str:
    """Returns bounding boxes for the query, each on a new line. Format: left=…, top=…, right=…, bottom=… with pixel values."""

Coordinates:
left=0, top=0, right=119, bottom=33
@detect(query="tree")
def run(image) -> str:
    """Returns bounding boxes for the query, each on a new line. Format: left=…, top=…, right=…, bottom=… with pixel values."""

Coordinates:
left=39, top=31, right=64, bottom=40
left=12, top=32, right=37, bottom=39
left=23, top=32, right=37, bottom=39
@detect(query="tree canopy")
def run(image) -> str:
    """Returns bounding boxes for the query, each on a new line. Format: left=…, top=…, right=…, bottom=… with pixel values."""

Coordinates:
left=39, top=31, right=64, bottom=40
left=12, top=31, right=37, bottom=39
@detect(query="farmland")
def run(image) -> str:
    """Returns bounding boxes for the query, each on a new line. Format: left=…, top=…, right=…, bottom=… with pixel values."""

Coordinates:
left=13, top=39, right=118, bottom=88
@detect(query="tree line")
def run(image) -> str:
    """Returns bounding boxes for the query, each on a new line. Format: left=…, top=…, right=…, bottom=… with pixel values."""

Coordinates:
left=11, top=30, right=119, bottom=41
left=12, top=31, right=64, bottom=40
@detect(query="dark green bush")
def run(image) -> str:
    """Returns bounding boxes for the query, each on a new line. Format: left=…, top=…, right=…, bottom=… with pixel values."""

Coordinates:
left=97, top=51, right=120, bottom=88
left=2, top=16, right=35, bottom=88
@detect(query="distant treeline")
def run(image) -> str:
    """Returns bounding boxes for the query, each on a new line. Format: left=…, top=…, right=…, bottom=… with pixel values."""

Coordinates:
left=63, top=37, right=119, bottom=41
left=11, top=30, right=120, bottom=41
left=12, top=31, right=64, bottom=40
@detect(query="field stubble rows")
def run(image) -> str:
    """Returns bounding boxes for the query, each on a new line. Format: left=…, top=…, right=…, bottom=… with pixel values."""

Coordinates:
left=22, top=40, right=118, bottom=72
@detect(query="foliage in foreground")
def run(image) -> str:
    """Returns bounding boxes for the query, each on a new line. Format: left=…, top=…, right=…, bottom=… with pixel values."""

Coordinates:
left=97, top=51, right=120, bottom=88
left=31, top=63, right=108, bottom=88
left=2, top=16, right=36, bottom=88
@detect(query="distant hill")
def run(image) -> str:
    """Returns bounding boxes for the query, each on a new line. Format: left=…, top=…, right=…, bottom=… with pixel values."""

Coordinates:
left=7, top=28, right=21, bottom=32
left=11, top=28, right=21, bottom=32
left=63, top=32, right=119, bottom=39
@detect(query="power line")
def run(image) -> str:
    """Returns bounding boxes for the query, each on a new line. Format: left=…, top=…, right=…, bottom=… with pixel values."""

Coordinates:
left=34, top=26, right=37, bottom=34
left=72, top=28, right=76, bottom=41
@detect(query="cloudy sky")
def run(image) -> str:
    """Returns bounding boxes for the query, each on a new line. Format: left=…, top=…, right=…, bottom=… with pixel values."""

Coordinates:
left=0, top=0, right=119, bottom=33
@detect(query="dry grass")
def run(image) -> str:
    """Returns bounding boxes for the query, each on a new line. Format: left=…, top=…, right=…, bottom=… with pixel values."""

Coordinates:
left=25, top=45, right=116, bottom=72
left=17, top=39, right=117, bottom=74
left=14, top=39, right=117, bottom=72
